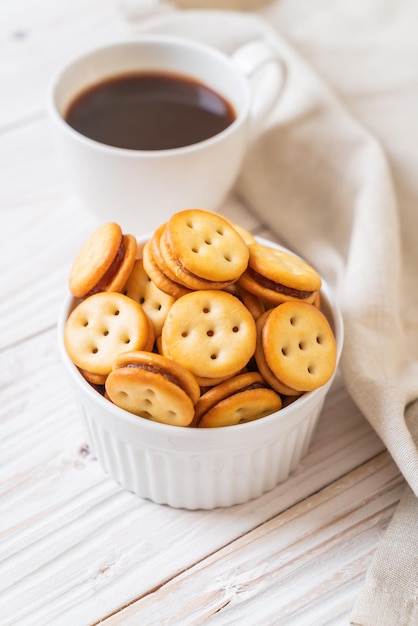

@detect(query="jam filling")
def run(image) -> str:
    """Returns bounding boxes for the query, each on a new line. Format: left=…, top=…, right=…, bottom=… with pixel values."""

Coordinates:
left=125, top=362, right=183, bottom=389
left=233, top=381, right=266, bottom=394
left=247, top=267, right=313, bottom=299
left=87, top=240, right=126, bottom=296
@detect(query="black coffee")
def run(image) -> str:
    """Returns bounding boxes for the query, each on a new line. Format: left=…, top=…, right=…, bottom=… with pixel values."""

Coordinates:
left=64, top=71, right=236, bottom=150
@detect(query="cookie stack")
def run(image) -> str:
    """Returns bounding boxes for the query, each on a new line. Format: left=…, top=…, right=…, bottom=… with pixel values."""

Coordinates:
left=64, top=209, right=337, bottom=427
left=142, top=209, right=250, bottom=295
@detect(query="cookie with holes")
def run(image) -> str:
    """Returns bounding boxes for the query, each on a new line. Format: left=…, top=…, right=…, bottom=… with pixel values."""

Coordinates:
left=192, top=372, right=282, bottom=428
left=159, top=209, right=249, bottom=290
left=105, top=351, right=200, bottom=426
left=150, top=220, right=235, bottom=293
left=258, top=301, right=337, bottom=393
left=161, top=290, right=257, bottom=385
left=122, top=257, right=175, bottom=337
left=238, top=243, right=321, bottom=307
left=254, top=310, right=303, bottom=397
left=69, top=222, right=137, bottom=298
left=64, top=291, right=153, bottom=384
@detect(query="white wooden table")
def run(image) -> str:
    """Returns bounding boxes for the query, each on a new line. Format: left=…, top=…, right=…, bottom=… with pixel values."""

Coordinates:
left=0, top=1, right=405, bottom=624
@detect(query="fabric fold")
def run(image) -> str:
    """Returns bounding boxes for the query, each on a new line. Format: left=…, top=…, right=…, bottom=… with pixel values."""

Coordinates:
left=351, top=485, right=418, bottom=626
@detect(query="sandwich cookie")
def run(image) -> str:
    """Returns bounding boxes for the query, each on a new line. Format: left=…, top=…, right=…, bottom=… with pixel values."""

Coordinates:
left=238, top=243, right=321, bottom=306
left=64, top=291, right=153, bottom=384
left=69, top=222, right=137, bottom=298
left=158, top=209, right=250, bottom=290
left=161, top=289, right=257, bottom=385
left=256, top=301, right=337, bottom=394
left=105, top=351, right=200, bottom=426
left=193, top=371, right=282, bottom=428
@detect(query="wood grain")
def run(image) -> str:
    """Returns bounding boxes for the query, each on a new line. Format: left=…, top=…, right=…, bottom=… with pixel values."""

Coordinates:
left=101, top=453, right=404, bottom=625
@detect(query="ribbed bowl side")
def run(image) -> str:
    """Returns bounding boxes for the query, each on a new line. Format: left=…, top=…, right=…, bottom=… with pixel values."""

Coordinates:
left=80, top=400, right=323, bottom=510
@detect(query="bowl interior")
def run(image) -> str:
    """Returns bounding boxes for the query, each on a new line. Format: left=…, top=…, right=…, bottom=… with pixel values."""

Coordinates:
left=58, top=235, right=344, bottom=447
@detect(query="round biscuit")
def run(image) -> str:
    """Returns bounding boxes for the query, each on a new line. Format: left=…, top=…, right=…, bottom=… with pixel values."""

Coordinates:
left=150, top=222, right=229, bottom=291
left=69, top=222, right=122, bottom=297
left=262, top=301, right=337, bottom=392
left=163, top=209, right=249, bottom=283
left=112, top=350, right=201, bottom=406
left=122, top=258, right=175, bottom=336
left=159, top=226, right=236, bottom=291
left=246, top=244, right=322, bottom=292
left=198, top=387, right=282, bottom=428
left=106, top=367, right=195, bottom=426
left=193, top=371, right=269, bottom=425
left=161, top=290, right=256, bottom=379
left=64, top=291, right=150, bottom=376
left=149, top=224, right=217, bottom=291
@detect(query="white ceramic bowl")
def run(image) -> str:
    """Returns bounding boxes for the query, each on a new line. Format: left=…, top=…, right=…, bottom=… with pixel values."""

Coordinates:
left=58, top=236, right=343, bottom=509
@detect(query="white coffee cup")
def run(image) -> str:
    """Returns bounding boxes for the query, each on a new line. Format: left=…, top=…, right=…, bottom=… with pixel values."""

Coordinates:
left=48, top=34, right=286, bottom=233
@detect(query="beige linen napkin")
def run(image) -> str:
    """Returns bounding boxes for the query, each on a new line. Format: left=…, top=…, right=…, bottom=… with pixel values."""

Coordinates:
left=124, top=8, right=418, bottom=624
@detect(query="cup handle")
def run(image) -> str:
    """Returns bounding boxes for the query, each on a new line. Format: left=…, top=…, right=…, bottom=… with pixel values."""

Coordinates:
left=231, top=40, right=287, bottom=135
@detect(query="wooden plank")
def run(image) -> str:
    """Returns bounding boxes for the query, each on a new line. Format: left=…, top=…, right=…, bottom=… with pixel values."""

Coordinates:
left=101, top=453, right=405, bottom=626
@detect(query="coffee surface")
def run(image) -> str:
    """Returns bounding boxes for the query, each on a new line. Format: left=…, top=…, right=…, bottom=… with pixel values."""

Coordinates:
left=65, top=72, right=236, bottom=150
